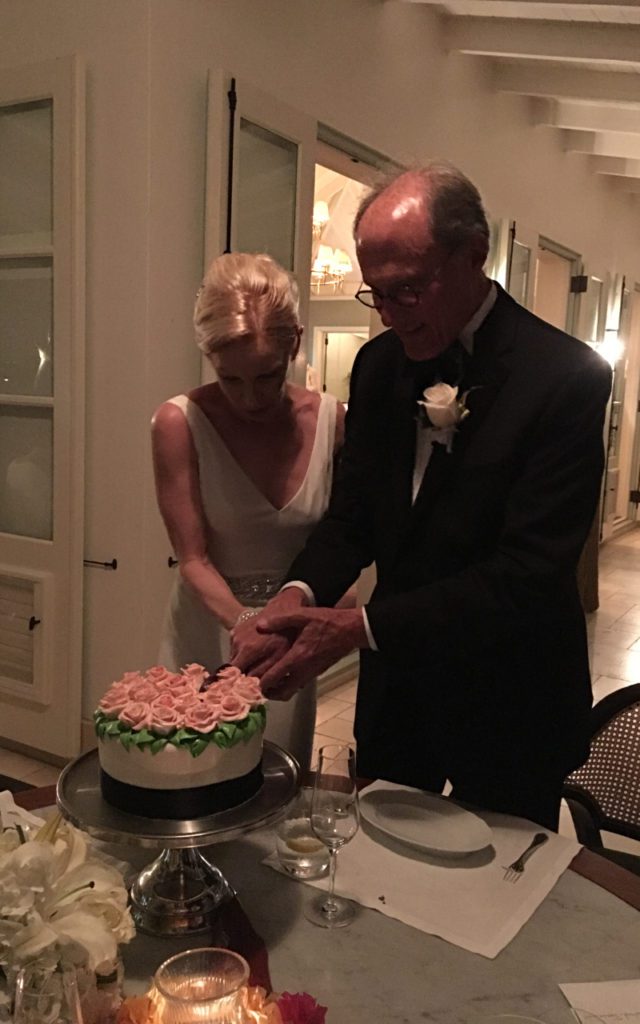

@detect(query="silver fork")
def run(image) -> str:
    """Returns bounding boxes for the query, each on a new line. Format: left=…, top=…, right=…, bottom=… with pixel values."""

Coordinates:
left=503, top=831, right=549, bottom=882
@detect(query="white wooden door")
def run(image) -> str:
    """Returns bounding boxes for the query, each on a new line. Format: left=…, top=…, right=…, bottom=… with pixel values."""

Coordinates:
left=204, top=70, right=316, bottom=381
left=0, top=57, right=85, bottom=758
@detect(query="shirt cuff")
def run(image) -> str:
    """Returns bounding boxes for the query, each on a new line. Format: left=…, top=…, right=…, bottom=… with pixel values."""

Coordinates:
left=362, top=606, right=378, bottom=651
left=279, top=581, right=316, bottom=606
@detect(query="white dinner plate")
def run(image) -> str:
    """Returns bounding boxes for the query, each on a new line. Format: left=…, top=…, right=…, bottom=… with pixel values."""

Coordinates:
left=359, top=786, right=493, bottom=856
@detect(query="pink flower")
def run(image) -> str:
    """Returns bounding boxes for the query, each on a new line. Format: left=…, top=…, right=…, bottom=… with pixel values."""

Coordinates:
left=233, top=675, right=264, bottom=705
left=184, top=702, right=221, bottom=734
left=119, top=701, right=153, bottom=731
left=276, top=992, right=327, bottom=1024
left=98, top=683, right=132, bottom=718
left=149, top=700, right=182, bottom=735
left=218, top=693, right=251, bottom=722
left=127, top=680, right=160, bottom=704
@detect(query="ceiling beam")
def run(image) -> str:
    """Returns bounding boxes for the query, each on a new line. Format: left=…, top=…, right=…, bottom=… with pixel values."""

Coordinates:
left=605, top=175, right=640, bottom=192
left=494, top=62, right=640, bottom=104
left=591, top=155, right=640, bottom=175
left=531, top=97, right=640, bottom=133
left=562, top=128, right=640, bottom=158
left=445, top=17, right=640, bottom=65
left=406, top=0, right=640, bottom=6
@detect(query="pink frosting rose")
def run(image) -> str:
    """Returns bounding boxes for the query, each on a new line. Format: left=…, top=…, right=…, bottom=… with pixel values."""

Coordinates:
left=216, top=666, right=242, bottom=683
left=233, top=676, right=264, bottom=705
left=168, top=683, right=200, bottom=702
left=119, top=701, right=153, bottom=731
left=149, top=701, right=182, bottom=736
left=145, top=666, right=179, bottom=689
left=98, top=683, right=132, bottom=718
left=184, top=702, right=221, bottom=734
left=181, top=663, right=208, bottom=690
left=117, top=670, right=145, bottom=685
left=218, top=694, right=251, bottom=722
left=127, top=679, right=160, bottom=704
left=174, top=693, right=200, bottom=715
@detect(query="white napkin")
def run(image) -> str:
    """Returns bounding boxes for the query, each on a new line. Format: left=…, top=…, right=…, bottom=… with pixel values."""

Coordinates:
left=560, top=980, right=640, bottom=1024
left=264, top=780, right=580, bottom=958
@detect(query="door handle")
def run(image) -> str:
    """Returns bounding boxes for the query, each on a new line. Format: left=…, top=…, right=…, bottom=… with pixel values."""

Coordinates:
left=28, top=616, right=41, bottom=631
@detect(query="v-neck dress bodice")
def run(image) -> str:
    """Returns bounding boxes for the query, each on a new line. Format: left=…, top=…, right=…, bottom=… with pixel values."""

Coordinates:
left=157, top=391, right=338, bottom=770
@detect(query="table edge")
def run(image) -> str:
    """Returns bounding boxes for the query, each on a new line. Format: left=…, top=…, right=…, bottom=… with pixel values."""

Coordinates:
left=11, top=785, right=640, bottom=911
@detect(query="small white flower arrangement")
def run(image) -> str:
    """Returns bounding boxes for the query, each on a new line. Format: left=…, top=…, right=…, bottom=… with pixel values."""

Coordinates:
left=417, top=382, right=471, bottom=453
left=0, top=793, right=134, bottom=1023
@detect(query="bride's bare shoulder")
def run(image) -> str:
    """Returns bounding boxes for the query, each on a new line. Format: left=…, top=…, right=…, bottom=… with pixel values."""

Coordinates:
left=288, top=383, right=320, bottom=413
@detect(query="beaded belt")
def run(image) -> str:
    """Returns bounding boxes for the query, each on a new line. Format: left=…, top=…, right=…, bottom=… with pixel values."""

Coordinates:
left=224, top=572, right=284, bottom=606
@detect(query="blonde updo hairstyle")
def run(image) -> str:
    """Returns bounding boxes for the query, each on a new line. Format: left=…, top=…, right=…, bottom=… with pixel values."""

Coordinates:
left=194, top=252, right=301, bottom=357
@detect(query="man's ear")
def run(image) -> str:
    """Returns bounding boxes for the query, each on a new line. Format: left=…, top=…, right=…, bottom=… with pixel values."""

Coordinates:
left=469, top=235, right=489, bottom=270
left=291, top=326, right=303, bottom=361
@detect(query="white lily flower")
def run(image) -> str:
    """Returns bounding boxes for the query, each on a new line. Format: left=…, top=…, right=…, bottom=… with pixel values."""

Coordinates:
left=0, top=791, right=134, bottom=1003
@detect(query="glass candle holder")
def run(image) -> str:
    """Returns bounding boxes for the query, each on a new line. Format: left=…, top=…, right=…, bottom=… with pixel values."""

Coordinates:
left=152, top=947, right=249, bottom=1023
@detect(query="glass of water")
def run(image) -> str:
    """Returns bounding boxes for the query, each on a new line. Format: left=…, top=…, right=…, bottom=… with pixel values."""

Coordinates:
left=275, top=786, right=330, bottom=880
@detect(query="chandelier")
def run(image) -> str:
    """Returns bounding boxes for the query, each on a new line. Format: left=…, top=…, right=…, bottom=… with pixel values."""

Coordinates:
left=312, top=200, right=330, bottom=239
left=311, top=245, right=353, bottom=293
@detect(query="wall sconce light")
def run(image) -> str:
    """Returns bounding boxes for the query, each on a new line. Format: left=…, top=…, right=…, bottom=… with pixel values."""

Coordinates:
left=596, top=330, right=625, bottom=368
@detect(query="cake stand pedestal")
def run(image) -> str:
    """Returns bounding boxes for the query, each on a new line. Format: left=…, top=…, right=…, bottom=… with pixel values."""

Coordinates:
left=56, top=742, right=298, bottom=936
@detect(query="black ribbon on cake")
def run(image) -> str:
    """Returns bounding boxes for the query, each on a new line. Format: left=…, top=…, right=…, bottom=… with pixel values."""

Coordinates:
left=100, top=760, right=264, bottom=819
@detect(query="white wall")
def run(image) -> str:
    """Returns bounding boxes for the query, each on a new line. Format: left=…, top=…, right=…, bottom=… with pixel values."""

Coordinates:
left=1, top=0, right=639, bottom=719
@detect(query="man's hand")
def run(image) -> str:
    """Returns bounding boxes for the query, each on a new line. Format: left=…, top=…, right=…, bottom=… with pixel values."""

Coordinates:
left=257, top=607, right=367, bottom=700
left=229, top=587, right=307, bottom=678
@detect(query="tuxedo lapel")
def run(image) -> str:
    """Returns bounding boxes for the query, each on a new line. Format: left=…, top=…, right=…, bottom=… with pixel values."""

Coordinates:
left=387, top=356, right=419, bottom=552
left=408, top=286, right=517, bottom=514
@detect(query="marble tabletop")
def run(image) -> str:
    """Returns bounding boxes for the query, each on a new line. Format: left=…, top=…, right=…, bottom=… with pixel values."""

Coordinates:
left=16, top=785, right=640, bottom=1024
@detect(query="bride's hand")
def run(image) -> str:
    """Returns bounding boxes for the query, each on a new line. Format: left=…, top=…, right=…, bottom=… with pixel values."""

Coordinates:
left=229, top=587, right=307, bottom=681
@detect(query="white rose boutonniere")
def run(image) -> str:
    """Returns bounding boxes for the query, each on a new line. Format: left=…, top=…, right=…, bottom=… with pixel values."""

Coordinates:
left=417, top=382, right=471, bottom=453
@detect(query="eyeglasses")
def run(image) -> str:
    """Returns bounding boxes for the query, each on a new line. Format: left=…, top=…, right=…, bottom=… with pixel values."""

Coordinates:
left=354, top=255, right=453, bottom=310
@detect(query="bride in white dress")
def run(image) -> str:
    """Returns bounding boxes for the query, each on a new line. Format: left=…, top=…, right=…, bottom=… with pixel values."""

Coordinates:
left=152, top=252, right=345, bottom=771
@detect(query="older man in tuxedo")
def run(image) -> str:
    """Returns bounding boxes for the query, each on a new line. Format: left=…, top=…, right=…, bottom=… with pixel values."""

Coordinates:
left=233, top=162, right=611, bottom=830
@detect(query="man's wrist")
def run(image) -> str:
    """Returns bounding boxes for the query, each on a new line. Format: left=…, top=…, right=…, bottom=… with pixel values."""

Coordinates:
left=278, top=581, right=314, bottom=606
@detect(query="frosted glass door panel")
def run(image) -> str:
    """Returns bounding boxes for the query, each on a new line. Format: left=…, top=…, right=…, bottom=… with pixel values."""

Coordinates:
left=236, top=119, right=297, bottom=270
left=508, top=241, right=531, bottom=307
left=0, top=574, right=34, bottom=686
left=0, top=406, right=52, bottom=539
left=0, top=258, right=53, bottom=396
left=0, top=100, right=52, bottom=246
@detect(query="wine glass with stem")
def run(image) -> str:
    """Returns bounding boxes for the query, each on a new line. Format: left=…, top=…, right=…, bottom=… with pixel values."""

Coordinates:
left=305, top=742, right=360, bottom=928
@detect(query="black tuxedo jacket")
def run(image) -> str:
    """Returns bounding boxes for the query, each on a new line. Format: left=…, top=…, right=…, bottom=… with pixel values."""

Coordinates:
left=288, top=285, right=612, bottom=787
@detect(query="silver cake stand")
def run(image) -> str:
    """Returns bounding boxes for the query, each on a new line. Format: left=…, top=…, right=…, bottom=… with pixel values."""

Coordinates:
left=56, top=742, right=298, bottom=937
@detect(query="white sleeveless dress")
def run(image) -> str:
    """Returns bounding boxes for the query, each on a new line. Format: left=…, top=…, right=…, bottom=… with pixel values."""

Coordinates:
left=157, top=391, right=338, bottom=771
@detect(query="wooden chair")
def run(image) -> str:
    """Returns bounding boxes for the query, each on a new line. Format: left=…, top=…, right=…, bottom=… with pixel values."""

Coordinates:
left=563, top=684, right=640, bottom=875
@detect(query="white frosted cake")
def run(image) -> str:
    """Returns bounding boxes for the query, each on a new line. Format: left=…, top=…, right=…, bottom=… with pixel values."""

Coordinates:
left=94, top=664, right=266, bottom=819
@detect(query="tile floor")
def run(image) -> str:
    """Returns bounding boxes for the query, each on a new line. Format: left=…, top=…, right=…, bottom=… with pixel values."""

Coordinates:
left=1, top=529, right=639, bottom=856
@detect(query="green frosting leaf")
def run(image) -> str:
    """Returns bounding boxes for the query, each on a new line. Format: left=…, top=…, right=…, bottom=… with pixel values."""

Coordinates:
left=95, top=700, right=267, bottom=755
left=190, top=738, right=209, bottom=758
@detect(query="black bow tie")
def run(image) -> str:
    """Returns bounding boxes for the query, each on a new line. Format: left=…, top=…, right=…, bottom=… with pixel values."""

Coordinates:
left=409, top=340, right=468, bottom=397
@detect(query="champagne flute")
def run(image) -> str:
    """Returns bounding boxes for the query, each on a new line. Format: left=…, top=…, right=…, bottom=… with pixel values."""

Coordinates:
left=305, top=742, right=360, bottom=929
left=12, top=964, right=84, bottom=1024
